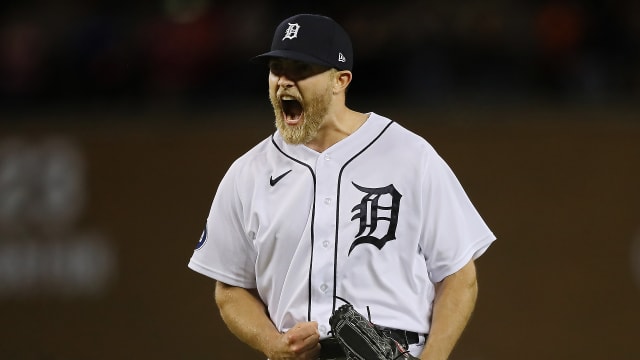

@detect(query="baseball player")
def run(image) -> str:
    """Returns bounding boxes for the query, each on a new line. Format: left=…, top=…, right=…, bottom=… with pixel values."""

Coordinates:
left=188, top=14, right=496, bottom=360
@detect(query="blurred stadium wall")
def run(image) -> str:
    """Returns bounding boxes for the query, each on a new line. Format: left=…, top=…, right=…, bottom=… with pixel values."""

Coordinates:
left=1, top=105, right=639, bottom=359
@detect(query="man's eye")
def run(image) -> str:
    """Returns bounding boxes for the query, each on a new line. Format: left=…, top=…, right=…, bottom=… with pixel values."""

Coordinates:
left=294, top=64, right=311, bottom=73
left=269, top=62, right=283, bottom=75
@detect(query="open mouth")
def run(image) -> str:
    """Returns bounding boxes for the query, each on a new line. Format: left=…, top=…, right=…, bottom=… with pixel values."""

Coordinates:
left=281, top=97, right=303, bottom=125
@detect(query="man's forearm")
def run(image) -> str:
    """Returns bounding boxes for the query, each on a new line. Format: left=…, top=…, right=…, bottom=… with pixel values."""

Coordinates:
left=420, top=260, right=478, bottom=360
left=214, top=281, right=281, bottom=356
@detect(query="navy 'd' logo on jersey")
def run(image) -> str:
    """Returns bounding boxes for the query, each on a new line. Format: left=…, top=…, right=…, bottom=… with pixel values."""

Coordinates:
left=349, top=182, right=402, bottom=255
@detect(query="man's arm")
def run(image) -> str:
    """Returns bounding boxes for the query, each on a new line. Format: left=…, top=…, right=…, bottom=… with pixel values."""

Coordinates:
left=214, top=281, right=321, bottom=360
left=419, top=260, right=478, bottom=360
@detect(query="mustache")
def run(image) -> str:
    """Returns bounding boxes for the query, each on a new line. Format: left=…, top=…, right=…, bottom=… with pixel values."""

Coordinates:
left=275, top=89, right=302, bottom=100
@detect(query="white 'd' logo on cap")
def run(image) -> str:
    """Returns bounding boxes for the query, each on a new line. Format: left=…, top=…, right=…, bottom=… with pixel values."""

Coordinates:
left=282, top=23, right=300, bottom=40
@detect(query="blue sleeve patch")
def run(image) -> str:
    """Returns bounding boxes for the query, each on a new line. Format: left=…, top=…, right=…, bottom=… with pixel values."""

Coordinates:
left=195, top=227, right=207, bottom=250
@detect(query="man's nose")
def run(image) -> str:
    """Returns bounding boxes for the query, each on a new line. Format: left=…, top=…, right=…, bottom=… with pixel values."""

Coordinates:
left=277, top=74, right=295, bottom=87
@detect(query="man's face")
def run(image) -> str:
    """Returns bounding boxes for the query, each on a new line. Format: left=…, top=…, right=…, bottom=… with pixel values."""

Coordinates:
left=268, top=58, right=334, bottom=145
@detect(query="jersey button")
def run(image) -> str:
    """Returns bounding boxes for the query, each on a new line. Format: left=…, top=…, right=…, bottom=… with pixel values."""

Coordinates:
left=320, top=284, right=328, bottom=293
left=322, top=240, right=330, bottom=248
left=324, top=197, right=331, bottom=205
left=319, top=325, right=327, bottom=334
left=324, top=154, right=331, bottom=161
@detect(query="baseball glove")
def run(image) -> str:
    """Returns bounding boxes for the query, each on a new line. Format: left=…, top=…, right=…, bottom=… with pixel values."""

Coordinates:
left=328, top=303, right=418, bottom=360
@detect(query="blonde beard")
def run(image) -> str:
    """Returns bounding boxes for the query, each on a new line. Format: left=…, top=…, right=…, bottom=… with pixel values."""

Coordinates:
left=271, top=84, right=333, bottom=145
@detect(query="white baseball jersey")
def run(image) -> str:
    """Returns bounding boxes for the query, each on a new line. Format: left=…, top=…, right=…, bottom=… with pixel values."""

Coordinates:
left=188, top=112, right=495, bottom=339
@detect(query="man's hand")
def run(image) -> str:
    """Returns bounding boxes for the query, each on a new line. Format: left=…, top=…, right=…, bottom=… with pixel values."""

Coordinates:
left=266, top=321, right=321, bottom=360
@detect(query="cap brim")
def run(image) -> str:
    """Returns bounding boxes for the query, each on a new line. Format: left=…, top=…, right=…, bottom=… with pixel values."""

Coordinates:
left=251, top=50, right=335, bottom=69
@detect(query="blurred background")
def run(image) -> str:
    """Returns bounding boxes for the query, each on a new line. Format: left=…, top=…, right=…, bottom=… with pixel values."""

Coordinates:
left=2, top=0, right=640, bottom=109
left=1, top=0, right=639, bottom=359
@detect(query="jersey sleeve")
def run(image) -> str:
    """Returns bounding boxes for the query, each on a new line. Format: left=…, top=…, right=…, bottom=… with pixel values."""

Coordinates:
left=188, top=160, right=258, bottom=288
left=419, top=149, right=496, bottom=283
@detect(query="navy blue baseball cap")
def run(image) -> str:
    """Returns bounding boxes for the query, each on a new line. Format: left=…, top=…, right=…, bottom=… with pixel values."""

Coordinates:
left=252, top=14, right=353, bottom=71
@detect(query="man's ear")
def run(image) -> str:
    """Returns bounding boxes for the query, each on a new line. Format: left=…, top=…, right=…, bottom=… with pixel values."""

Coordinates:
left=333, top=70, right=352, bottom=93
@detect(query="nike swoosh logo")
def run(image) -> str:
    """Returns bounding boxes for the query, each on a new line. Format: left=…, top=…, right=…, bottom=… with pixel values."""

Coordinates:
left=270, top=170, right=292, bottom=186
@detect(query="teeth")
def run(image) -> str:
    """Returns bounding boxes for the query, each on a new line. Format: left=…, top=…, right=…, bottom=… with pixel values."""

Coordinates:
left=281, top=95, right=296, bottom=100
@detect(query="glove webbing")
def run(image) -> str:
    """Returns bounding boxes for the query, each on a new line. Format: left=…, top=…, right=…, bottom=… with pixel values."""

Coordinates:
left=329, top=297, right=415, bottom=360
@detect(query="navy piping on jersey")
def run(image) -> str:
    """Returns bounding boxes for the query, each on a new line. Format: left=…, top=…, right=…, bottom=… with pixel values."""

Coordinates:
left=332, top=120, right=394, bottom=314
left=270, top=135, right=318, bottom=322
left=269, top=119, right=394, bottom=322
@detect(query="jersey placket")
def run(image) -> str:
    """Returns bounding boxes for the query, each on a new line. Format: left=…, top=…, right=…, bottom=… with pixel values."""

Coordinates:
left=309, top=151, right=340, bottom=337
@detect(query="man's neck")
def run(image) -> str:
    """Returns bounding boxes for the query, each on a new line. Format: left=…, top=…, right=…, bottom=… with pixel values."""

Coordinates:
left=305, top=110, right=368, bottom=153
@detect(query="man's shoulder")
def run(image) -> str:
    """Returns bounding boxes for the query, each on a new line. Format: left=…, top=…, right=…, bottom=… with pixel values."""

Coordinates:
left=369, top=112, right=435, bottom=152
left=225, top=134, right=276, bottom=176
left=233, top=133, right=276, bottom=163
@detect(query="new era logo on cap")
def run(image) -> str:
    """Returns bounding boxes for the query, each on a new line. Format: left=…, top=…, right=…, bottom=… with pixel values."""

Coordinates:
left=252, top=14, right=353, bottom=71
